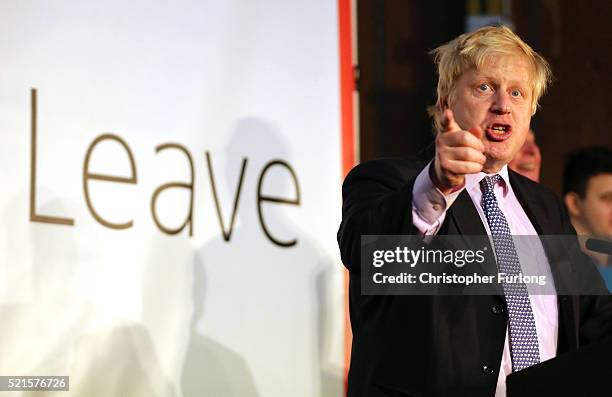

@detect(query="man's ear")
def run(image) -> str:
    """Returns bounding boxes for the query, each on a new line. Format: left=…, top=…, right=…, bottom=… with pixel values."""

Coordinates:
left=564, top=192, right=582, bottom=218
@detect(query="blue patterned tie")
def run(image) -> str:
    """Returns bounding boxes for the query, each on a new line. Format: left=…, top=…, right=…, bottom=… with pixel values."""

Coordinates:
left=480, top=175, right=540, bottom=372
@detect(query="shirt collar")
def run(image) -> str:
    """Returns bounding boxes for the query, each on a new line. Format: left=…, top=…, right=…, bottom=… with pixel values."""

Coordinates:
left=465, top=164, right=510, bottom=197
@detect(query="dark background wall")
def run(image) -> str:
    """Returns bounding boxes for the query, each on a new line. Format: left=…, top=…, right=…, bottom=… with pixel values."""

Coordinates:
left=357, top=0, right=612, bottom=193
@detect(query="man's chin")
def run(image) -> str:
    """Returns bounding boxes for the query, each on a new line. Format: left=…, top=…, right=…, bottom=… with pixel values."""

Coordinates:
left=485, top=145, right=519, bottom=170
left=482, top=160, right=507, bottom=174
left=483, top=153, right=513, bottom=173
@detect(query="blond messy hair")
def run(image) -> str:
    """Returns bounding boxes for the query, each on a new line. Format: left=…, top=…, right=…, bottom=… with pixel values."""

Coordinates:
left=428, top=25, right=552, bottom=132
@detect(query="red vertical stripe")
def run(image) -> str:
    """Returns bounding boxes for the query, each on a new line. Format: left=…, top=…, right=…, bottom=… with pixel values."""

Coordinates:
left=338, top=0, right=355, bottom=178
left=338, top=0, right=355, bottom=394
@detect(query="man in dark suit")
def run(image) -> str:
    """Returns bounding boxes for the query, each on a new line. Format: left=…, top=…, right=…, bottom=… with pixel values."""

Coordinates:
left=338, top=26, right=612, bottom=397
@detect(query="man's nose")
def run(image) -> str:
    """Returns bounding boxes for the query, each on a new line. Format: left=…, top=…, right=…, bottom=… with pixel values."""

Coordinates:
left=491, top=91, right=511, bottom=114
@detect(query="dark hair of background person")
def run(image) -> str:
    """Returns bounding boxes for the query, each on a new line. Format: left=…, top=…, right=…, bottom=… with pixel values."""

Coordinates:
left=562, top=147, right=612, bottom=197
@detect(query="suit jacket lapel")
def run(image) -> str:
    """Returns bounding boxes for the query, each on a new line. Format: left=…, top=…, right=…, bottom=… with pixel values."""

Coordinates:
left=447, top=190, right=503, bottom=290
left=508, top=170, right=579, bottom=352
left=447, top=171, right=551, bottom=235
left=508, top=170, right=551, bottom=234
left=448, top=190, right=487, bottom=235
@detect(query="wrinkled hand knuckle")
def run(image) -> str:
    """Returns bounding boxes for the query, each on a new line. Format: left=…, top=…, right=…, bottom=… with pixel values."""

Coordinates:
left=437, top=146, right=449, bottom=159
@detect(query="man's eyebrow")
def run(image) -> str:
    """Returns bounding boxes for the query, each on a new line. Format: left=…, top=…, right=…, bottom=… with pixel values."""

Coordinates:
left=469, top=74, right=495, bottom=84
left=472, top=74, right=531, bottom=88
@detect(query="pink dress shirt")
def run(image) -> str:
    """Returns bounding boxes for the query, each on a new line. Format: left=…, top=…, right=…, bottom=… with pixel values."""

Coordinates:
left=411, top=161, right=558, bottom=397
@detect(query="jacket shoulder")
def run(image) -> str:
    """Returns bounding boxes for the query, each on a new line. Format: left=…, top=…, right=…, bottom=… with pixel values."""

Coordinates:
left=343, top=157, right=427, bottom=190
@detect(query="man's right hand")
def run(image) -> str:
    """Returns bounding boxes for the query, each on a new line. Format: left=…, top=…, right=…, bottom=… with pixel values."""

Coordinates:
left=433, top=109, right=486, bottom=195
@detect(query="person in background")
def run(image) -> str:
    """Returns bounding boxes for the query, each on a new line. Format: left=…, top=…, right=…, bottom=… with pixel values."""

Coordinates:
left=508, top=129, right=541, bottom=182
left=563, top=146, right=612, bottom=290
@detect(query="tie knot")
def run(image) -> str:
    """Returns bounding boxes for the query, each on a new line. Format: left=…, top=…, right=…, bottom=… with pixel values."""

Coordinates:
left=480, top=174, right=502, bottom=194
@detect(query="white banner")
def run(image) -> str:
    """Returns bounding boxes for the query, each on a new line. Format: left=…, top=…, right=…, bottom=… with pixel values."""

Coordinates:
left=0, top=1, right=344, bottom=396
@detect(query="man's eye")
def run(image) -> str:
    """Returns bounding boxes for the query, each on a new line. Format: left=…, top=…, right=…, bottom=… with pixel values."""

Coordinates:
left=477, top=84, right=490, bottom=92
left=511, top=90, right=522, bottom=97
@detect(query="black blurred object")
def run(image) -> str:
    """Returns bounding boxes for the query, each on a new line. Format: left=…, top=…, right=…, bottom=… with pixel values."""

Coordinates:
left=586, top=238, right=612, bottom=256
left=506, top=336, right=612, bottom=397
left=357, top=0, right=465, bottom=162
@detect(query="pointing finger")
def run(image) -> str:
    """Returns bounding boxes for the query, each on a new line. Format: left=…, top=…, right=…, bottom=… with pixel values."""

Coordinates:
left=441, top=109, right=461, bottom=133
left=468, top=125, right=484, bottom=139
left=468, top=125, right=485, bottom=152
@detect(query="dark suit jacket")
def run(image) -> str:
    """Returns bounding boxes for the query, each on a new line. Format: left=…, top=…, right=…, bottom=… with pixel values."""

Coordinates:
left=337, top=156, right=612, bottom=397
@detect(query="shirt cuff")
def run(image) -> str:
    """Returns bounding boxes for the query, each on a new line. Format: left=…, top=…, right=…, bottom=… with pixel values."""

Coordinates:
left=412, top=161, right=464, bottom=234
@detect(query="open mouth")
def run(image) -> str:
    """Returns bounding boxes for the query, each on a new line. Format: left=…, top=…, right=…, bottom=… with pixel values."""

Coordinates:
left=485, top=124, right=512, bottom=142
